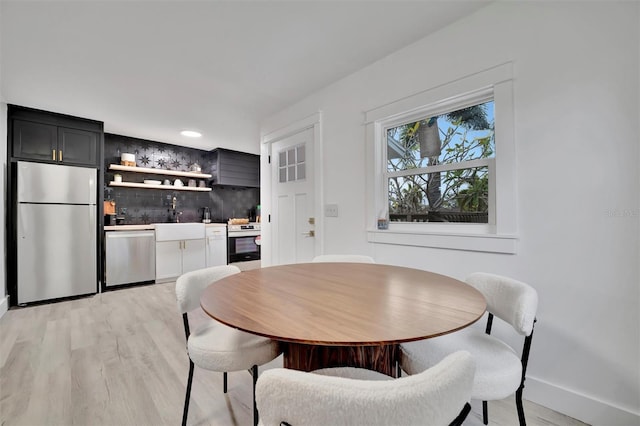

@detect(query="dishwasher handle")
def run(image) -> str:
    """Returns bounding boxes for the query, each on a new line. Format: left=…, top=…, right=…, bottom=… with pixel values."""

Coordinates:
left=106, top=231, right=155, bottom=239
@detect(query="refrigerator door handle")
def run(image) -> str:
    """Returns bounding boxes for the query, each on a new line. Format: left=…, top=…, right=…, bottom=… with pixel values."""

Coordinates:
left=18, top=205, right=27, bottom=239
left=89, top=174, right=96, bottom=202
left=89, top=207, right=95, bottom=241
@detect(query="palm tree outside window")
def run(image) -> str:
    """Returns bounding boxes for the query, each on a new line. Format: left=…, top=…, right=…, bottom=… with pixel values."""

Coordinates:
left=386, top=101, right=495, bottom=223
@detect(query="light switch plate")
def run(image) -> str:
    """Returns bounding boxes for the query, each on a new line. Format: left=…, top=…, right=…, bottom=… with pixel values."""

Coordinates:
left=325, top=204, right=339, bottom=217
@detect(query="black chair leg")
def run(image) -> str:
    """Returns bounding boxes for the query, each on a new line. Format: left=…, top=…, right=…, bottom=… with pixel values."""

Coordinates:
left=482, top=400, right=488, bottom=425
left=223, top=371, right=228, bottom=393
left=516, top=388, right=526, bottom=426
left=182, top=360, right=195, bottom=426
left=448, top=402, right=471, bottom=426
left=251, top=365, right=259, bottom=426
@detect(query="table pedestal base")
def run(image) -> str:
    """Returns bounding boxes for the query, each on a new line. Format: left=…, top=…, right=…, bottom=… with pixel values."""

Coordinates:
left=281, top=342, right=398, bottom=377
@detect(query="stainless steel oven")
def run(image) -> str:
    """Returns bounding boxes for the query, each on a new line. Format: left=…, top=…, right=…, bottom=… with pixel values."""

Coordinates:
left=227, top=223, right=261, bottom=263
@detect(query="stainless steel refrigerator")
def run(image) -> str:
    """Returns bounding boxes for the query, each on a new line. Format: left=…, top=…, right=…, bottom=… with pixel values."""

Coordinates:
left=17, top=161, right=97, bottom=304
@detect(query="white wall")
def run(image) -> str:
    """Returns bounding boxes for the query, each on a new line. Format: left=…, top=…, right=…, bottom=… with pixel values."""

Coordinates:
left=0, top=103, right=5, bottom=317
left=0, top=0, right=7, bottom=317
left=261, top=2, right=640, bottom=424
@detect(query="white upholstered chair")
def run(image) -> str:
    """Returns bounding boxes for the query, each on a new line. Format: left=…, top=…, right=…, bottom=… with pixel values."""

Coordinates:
left=312, top=254, right=375, bottom=263
left=401, top=272, right=538, bottom=426
left=176, top=265, right=281, bottom=426
left=256, top=351, right=475, bottom=426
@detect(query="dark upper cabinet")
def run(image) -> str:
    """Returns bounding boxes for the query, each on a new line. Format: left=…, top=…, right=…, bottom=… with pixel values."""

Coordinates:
left=9, top=105, right=102, bottom=167
left=58, top=127, right=98, bottom=166
left=210, top=148, right=260, bottom=187
left=12, top=119, right=58, bottom=162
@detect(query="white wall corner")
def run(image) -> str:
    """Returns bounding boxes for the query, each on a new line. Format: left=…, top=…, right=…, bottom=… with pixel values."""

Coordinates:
left=527, top=376, right=640, bottom=426
left=0, top=295, right=8, bottom=319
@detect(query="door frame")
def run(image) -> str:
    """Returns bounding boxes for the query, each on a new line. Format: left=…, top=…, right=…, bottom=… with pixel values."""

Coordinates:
left=261, top=112, right=324, bottom=267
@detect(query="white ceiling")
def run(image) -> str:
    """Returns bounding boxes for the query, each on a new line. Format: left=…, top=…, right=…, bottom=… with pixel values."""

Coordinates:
left=1, top=1, right=489, bottom=154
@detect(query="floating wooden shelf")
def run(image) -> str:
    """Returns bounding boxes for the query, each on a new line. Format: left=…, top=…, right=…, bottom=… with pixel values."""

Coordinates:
left=109, top=181, right=212, bottom=192
left=109, top=164, right=212, bottom=179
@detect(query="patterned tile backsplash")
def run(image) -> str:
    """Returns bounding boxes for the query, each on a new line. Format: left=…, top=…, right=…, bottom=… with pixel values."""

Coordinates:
left=104, top=133, right=260, bottom=224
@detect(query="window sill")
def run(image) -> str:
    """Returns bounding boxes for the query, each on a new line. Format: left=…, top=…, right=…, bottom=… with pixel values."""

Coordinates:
left=367, top=228, right=518, bottom=254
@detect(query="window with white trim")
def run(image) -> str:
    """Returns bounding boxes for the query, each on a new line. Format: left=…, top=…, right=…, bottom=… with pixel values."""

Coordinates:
left=385, top=96, right=495, bottom=225
left=366, top=64, right=517, bottom=253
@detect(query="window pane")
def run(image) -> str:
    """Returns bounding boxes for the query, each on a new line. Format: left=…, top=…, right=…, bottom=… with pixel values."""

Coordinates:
left=287, top=165, right=296, bottom=181
left=279, top=167, right=287, bottom=183
left=388, top=166, right=489, bottom=223
left=279, top=151, right=287, bottom=167
left=387, top=101, right=494, bottom=172
left=288, top=148, right=296, bottom=164
left=297, top=164, right=306, bottom=180
left=296, top=145, right=305, bottom=163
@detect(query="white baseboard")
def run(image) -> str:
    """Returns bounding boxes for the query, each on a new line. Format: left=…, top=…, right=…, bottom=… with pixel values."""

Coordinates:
left=527, top=376, right=640, bottom=425
left=0, top=295, right=8, bottom=319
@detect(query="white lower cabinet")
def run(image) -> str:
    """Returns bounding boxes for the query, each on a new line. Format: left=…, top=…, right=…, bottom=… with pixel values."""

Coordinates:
left=155, top=239, right=206, bottom=282
left=182, top=239, right=206, bottom=273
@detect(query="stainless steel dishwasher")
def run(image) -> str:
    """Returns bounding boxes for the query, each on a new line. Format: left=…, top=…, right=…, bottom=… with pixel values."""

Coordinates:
left=105, top=230, right=156, bottom=286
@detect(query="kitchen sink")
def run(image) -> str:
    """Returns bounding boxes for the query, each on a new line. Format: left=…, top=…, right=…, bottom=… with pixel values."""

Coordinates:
left=154, top=223, right=205, bottom=241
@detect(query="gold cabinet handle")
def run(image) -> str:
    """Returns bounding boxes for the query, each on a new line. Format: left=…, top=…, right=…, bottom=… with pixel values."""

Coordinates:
left=59, top=150, right=63, bottom=162
left=52, top=150, right=56, bottom=161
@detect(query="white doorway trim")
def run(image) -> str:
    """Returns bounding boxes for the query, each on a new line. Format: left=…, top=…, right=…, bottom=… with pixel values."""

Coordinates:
left=261, top=112, right=324, bottom=267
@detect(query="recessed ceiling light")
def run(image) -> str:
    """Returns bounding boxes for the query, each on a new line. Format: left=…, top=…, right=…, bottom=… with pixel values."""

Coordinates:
left=181, top=130, right=202, bottom=138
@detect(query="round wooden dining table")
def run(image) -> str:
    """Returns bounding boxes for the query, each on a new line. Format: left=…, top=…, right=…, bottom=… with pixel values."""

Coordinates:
left=200, top=262, right=486, bottom=377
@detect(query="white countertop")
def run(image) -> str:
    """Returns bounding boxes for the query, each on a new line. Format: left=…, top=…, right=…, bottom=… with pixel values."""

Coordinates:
left=205, top=223, right=227, bottom=228
left=104, top=225, right=154, bottom=231
left=105, top=223, right=227, bottom=231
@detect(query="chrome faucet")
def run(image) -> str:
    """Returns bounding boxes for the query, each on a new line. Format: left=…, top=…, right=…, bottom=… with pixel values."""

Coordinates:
left=170, top=196, right=182, bottom=223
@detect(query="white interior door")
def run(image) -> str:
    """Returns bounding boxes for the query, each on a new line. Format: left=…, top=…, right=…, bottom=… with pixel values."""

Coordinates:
left=271, top=127, right=316, bottom=265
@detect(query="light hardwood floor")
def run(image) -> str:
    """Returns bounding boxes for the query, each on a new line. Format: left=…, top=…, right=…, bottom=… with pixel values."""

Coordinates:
left=1, top=282, right=587, bottom=426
